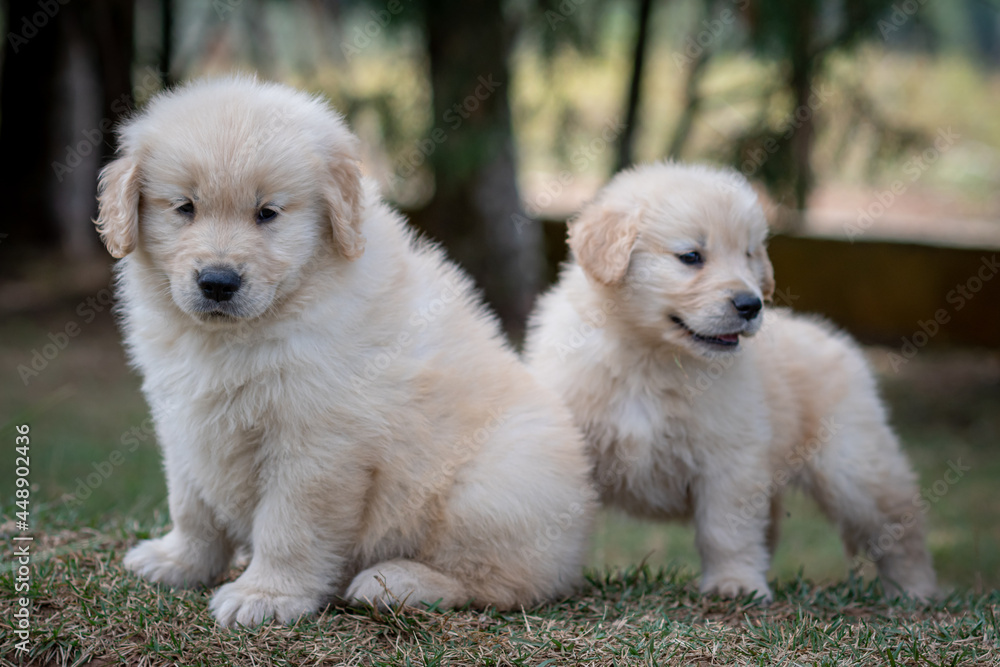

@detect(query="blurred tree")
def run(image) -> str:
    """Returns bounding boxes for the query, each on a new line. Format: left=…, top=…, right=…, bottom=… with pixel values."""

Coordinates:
left=616, top=0, right=655, bottom=171
left=413, top=0, right=541, bottom=340
left=663, top=0, right=895, bottom=219
left=161, top=0, right=174, bottom=86
left=665, top=37, right=709, bottom=159
left=0, top=0, right=135, bottom=266
left=740, top=0, right=894, bottom=214
left=405, top=0, right=627, bottom=337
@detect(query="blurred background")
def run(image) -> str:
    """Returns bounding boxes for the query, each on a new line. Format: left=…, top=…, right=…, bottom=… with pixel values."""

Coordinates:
left=1, top=0, right=998, bottom=593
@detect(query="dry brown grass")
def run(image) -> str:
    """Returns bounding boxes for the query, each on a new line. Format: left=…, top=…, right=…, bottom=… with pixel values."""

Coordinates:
left=2, top=521, right=998, bottom=666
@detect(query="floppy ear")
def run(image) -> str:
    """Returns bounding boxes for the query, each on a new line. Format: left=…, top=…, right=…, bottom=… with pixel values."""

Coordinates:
left=760, top=250, right=775, bottom=302
left=567, top=205, right=640, bottom=286
left=95, top=156, right=141, bottom=258
left=324, top=156, right=365, bottom=260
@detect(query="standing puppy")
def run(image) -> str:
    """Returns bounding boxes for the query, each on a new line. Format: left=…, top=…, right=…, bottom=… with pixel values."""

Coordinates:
left=524, top=162, right=936, bottom=602
left=96, top=76, right=595, bottom=626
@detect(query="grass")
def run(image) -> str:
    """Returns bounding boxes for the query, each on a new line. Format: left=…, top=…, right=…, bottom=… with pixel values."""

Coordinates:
left=2, top=518, right=999, bottom=666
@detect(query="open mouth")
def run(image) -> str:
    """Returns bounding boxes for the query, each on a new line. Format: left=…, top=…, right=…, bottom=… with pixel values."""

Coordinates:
left=670, top=316, right=740, bottom=348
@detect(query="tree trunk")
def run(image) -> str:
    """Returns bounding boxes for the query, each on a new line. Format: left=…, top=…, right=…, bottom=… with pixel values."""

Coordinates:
left=160, top=0, right=174, bottom=86
left=787, top=2, right=816, bottom=218
left=420, top=0, right=541, bottom=342
left=666, top=45, right=710, bottom=159
left=616, top=0, right=655, bottom=171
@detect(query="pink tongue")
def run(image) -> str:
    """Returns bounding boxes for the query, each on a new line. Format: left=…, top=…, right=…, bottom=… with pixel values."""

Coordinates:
left=718, top=334, right=739, bottom=343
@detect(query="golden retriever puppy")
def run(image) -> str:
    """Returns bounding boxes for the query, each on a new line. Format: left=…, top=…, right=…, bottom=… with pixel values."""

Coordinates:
left=95, top=76, right=596, bottom=626
left=524, top=162, right=936, bottom=602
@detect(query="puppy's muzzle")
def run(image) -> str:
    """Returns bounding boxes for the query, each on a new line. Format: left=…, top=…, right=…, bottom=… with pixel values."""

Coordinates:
left=731, top=293, right=763, bottom=321
left=197, top=267, right=242, bottom=303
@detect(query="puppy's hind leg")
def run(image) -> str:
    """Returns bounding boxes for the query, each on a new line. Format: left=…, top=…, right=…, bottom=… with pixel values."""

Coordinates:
left=346, top=560, right=471, bottom=610
left=802, top=422, right=936, bottom=601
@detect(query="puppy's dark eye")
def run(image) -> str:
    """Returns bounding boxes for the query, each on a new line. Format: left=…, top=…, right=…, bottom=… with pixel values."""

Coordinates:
left=677, top=251, right=704, bottom=266
left=176, top=202, right=195, bottom=217
left=257, top=207, right=278, bottom=224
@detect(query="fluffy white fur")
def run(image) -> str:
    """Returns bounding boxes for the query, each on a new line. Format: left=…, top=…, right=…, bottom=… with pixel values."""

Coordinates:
left=95, top=76, right=596, bottom=626
left=524, top=162, right=937, bottom=602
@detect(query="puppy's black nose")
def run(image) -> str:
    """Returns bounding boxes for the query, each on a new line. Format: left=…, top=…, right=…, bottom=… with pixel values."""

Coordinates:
left=732, top=293, right=763, bottom=320
left=197, top=267, right=242, bottom=302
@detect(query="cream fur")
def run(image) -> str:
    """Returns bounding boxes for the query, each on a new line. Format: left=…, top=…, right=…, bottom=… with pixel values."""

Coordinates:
left=524, top=162, right=936, bottom=602
left=96, top=76, right=596, bottom=626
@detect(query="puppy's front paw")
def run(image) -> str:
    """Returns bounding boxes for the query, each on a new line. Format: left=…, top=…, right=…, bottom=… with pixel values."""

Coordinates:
left=209, top=579, right=319, bottom=627
left=701, top=574, right=773, bottom=603
left=124, top=534, right=218, bottom=588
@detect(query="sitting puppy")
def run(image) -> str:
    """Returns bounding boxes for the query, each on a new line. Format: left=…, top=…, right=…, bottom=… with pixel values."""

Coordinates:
left=96, top=76, right=595, bottom=626
left=524, top=162, right=936, bottom=602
